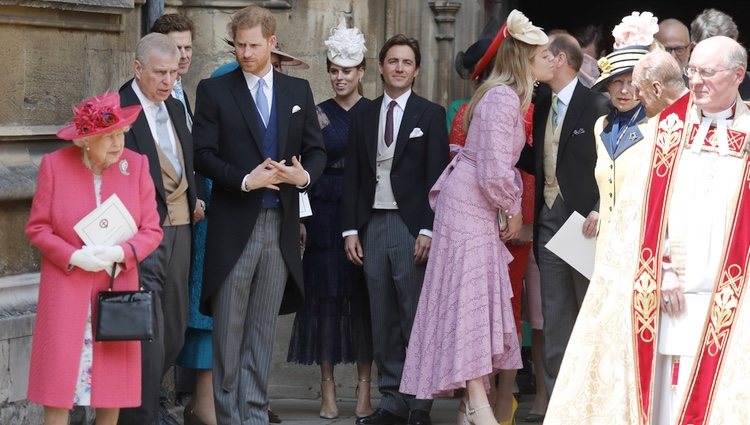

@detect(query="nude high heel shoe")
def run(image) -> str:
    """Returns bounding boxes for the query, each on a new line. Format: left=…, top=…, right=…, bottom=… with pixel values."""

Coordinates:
left=319, top=377, right=339, bottom=419
left=465, top=399, right=500, bottom=425
left=355, top=378, right=374, bottom=418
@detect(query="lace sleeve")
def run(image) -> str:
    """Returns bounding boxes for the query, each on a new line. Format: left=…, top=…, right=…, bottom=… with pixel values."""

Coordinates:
left=472, top=86, right=523, bottom=215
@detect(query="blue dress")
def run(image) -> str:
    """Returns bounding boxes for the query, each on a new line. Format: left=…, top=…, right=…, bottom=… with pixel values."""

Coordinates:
left=287, top=97, right=373, bottom=365
left=176, top=177, right=213, bottom=369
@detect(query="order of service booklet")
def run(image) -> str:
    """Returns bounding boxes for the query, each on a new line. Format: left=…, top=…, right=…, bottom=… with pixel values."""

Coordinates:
left=73, top=194, right=137, bottom=276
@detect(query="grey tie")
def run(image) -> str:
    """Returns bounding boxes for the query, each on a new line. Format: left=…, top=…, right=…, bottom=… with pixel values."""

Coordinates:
left=255, top=79, right=270, bottom=127
left=154, top=102, right=182, bottom=178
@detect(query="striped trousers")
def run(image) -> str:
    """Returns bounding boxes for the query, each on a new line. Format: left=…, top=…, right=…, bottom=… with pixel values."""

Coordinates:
left=212, top=209, right=288, bottom=425
left=361, top=210, right=433, bottom=418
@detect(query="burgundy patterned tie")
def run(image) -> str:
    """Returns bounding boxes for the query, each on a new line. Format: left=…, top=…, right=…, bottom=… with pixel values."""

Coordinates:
left=385, top=100, right=397, bottom=147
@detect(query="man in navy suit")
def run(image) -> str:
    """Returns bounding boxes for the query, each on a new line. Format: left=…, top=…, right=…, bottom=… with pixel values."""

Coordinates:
left=341, top=34, right=449, bottom=425
left=192, top=5, right=326, bottom=425
left=117, top=32, right=198, bottom=425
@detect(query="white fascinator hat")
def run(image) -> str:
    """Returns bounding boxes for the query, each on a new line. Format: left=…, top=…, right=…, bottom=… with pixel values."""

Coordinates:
left=472, top=9, right=548, bottom=80
left=324, top=17, right=367, bottom=68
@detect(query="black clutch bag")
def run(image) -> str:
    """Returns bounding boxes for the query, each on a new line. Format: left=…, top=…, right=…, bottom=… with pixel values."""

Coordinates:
left=95, top=243, right=156, bottom=342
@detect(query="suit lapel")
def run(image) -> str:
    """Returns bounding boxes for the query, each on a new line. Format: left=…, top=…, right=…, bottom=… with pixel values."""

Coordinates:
left=274, top=71, right=291, bottom=159
left=533, top=84, right=552, bottom=168
left=165, top=97, right=192, bottom=169
left=184, top=91, right=193, bottom=118
left=557, top=82, right=585, bottom=161
left=393, top=94, right=425, bottom=167
left=120, top=83, right=166, bottom=204
left=600, top=115, right=617, bottom=159
left=365, top=96, right=383, bottom=173
left=229, top=68, right=265, bottom=154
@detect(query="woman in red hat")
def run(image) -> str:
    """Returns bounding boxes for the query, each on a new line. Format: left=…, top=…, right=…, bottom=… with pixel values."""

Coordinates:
left=25, top=92, right=163, bottom=425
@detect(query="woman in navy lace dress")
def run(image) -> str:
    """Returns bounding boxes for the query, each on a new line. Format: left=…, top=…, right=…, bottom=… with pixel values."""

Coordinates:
left=287, top=19, right=373, bottom=420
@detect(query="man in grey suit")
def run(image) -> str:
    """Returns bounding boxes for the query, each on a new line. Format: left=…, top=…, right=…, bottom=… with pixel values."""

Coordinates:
left=530, top=34, right=609, bottom=397
left=341, top=34, right=449, bottom=425
left=192, top=5, right=326, bottom=425
left=117, top=33, right=199, bottom=425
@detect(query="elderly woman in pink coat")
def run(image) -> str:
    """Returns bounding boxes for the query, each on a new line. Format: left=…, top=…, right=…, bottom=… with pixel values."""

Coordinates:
left=25, top=92, right=163, bottom=425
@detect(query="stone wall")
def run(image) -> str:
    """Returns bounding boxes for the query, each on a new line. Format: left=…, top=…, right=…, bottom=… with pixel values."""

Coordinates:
left=170, top=0, right=488, bottom=111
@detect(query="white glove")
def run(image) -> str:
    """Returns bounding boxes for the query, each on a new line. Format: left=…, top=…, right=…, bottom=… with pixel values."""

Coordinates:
left=69, top=248, right=111, bottom=272
left=89, top=245, right=125, bottom=263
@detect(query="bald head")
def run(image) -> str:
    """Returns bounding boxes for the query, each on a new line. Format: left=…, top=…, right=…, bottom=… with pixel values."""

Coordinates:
left=656, top=18, right=691, bottom=68
left=633, top=50, right=687, bottom=117
left=688, top=36, right=746, bottom=113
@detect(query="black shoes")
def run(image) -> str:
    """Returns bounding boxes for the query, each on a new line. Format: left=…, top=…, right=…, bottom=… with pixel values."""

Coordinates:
left=407, top=409, right=432, bottom=425
left=355, top=408, right=408, bottom=425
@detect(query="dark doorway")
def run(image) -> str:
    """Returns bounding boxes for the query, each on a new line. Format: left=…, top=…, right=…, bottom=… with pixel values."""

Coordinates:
left=521, top=2, right=750, bottom=53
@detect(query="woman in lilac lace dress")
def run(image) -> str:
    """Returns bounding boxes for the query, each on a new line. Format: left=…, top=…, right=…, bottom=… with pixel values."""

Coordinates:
left=400, top=10, right=553, bottom=425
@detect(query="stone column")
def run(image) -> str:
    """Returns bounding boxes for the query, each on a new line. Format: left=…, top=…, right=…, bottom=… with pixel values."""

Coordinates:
left=429, top=1, right=461, bottom=107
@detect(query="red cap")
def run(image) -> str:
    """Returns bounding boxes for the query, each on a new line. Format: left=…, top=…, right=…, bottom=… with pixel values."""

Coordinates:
left=471, top=22, right=508, bottom=81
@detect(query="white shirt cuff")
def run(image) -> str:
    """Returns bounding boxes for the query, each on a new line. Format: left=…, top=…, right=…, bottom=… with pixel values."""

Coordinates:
left=296, top=170, right=311, bottom=190
left=419, top=229, right=433, bottom=238
left=342, top=230, right=358, bottom=238
left=241, top=174, right=251, bottom=192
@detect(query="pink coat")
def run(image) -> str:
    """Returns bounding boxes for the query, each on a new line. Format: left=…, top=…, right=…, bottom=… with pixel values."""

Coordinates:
left=25, top=146, right=163, bottom=408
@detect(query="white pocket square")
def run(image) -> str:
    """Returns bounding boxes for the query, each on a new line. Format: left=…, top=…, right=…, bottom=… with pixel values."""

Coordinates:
left=292, top=105, right=302, bottom=114
left=573, top=128, right=586, bottom=136
left=409, top=127, right=424, bottom=138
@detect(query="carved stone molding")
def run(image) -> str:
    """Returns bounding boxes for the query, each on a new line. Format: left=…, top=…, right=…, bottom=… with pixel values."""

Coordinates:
left=0, top=274, right=38, bottom=314
left=429, top=1, right=461, bottom=41
left=429, top=1, right=461, bottom=107
left=0, top=2, right=131, bottom=32
left=165, top=0, right=291, bottom=9
left=0, top=0, right=133, bottom=12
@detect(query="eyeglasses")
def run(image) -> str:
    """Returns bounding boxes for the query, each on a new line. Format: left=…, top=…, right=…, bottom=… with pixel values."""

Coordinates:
left=685, top=66, right=733, bottom=79
left=664, top=45, right=689, bottom=56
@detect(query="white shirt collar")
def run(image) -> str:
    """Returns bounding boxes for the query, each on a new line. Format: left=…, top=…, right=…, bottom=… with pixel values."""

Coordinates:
left=692, top=102, right=736, bottom=156
left=131, top=79, right=158, bottom=110
left=243, top=68, right=274, bottom=91
left=383, top=89, right=412, bottom=112
left=554, top=77, right=578, bottom=106
left=702, top=104, right=734, bottom=119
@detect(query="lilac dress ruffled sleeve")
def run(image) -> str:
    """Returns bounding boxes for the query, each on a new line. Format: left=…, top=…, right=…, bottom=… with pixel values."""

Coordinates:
left=400, top=85, right=525, bottom=399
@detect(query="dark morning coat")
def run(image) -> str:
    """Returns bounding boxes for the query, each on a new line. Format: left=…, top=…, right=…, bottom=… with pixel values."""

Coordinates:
left=192, top=67, right=326, bottom=315
left=119, top=80, right=198, bottom=225
left=341, top=92, right=450, bottom=238
left=531, top=81, right=610, bottom=255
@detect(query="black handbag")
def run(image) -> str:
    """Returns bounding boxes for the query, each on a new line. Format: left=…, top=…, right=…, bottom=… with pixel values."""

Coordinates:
left=95, top=243, right=156, bottom=342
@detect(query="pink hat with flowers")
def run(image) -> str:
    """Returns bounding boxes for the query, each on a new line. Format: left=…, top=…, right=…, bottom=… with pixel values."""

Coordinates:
left=57, top=92, right=141, bottom=141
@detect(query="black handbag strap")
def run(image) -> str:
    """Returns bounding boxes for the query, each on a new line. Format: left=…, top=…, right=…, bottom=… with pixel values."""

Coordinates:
left=107, top=243, right=141, bottom=291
